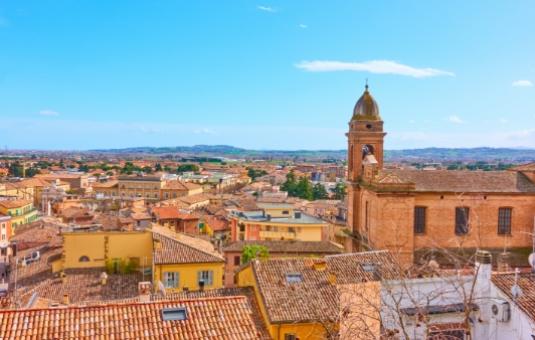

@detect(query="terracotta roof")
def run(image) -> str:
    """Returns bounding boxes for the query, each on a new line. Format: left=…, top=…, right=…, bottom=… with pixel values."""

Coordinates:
left=61, top=207, right=93, bottom=219
left=223, top=240, right=344, bottom=254
left=248, top=251, right=402, bottom=323
left=379, top=169, right=535, bottom=193
left=0, top=199, right=32, bottom=209
left=163, top=181, right=201, bottom=191
left=151, top=207, right=197, bottom=220
left=509, top=162, right=535, bottom=172
left=152, top=227, right=224, bottom=265
left=492, top=272, right=535, bottom=321
left=203, top=215, right=229, bottom=232
left=0, top=296, right=269, bottom=339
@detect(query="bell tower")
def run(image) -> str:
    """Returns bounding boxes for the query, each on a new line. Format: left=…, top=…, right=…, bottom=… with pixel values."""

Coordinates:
left=346, top=83, right=386, bottom=240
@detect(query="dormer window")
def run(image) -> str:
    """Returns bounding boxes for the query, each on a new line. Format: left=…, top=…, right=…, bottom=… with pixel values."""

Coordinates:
left=286, top=273, right=303, bottom=284
left=161, top=307, right=187, bottom=321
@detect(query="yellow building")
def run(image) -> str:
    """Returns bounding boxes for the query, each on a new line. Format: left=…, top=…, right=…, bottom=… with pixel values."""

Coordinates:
left=230, top=203, right=328, bottom=242
left=59, top=224, right=224, bottom=293
left=0, top=199, right=39, bottom=229
left=236, top=251, right=400, bottom=340
left=152, top=226, right=225, bottom=292
left=61, top=229, right=153, bottom=272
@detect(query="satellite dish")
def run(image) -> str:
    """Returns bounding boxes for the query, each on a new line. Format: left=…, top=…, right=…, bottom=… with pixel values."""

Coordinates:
left=528, top=253, right=535, bottom=269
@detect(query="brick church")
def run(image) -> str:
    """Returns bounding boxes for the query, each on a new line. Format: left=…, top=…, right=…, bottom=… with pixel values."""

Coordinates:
left=346, top=84, right=535, bottom=266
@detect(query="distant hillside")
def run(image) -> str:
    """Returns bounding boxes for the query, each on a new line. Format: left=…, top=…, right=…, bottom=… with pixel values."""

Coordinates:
left=89, top=145, right=535, bottom=163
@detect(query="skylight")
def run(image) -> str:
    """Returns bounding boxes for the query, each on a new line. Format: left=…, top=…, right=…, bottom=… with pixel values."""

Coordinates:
left=286, top=273, right=303, bottom=284
left=161, top=307, right=188, bottom=321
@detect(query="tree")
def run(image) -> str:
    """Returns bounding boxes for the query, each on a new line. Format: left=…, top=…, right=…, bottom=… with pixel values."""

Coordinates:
left=177, top=164, right=199, bottom=173
left=154, top=163, right=163, bottom=172
left=142, top=166, right=153, bottom=174
left=332, top=182, right=346, bottom=200
left=312, top=183, right=329, bottom=200
left=8, top=162, right=24, bottom=177
left=247, top=168, right=267, bottom=180
left=242, top=244, right=269, bottom=264
left=296, top=177, right=314, bottom=200
left=78, top=164, right=89, bottom=172
left=281, top=171, right=298, bottom=196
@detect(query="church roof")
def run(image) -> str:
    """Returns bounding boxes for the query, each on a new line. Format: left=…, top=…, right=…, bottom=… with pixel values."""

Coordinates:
left=378, top=169, right=535, bottom=193
left=352, top=84, right=381, bottom=121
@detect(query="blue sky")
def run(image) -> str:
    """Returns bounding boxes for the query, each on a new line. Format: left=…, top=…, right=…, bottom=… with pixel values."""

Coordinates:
left=1, top=1, right=534, bottom=150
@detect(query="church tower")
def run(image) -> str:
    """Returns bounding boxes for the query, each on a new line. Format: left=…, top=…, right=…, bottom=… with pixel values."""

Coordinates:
left=346, top=83, right=386, bottom=239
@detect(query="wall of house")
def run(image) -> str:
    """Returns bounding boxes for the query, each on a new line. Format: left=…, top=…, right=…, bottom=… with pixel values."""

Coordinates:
left=154, top=262, right=224, bottom=292
left=360, top=190, right=415, bottom=264
left=413, top=193, right=534, bottom=249
left=62, top=231, right=153, bottom=269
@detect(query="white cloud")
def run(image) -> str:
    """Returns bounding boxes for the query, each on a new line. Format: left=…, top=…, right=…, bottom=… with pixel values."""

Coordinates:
left=39, top=109, right=60, bottom=116
left=295, top=60, right=455, bottom=78
left=499, top=118, right=509, bottom=124
left=257, top=5, right=276, bottom=13
left=512, top=80, right=533, bottom=87
left=298, top=24, right=307, bottom=29
left=448, top=115, right=464, bottom=124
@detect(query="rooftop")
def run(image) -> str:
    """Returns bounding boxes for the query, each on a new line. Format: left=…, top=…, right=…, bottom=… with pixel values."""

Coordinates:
left=377, top=169, right=535, bottom=193
left=234, top=210, right=327, bottom=225
left=0, top=296, right=269, bottom=339
left=248, top=251, right=402, bottom=323
left=152, top=226, right=224, bottom=265
left=492, top=272, right=535, bottom=321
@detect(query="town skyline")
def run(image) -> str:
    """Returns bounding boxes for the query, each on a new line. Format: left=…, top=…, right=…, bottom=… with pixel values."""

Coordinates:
left=1, top=1, right=534, bottom=150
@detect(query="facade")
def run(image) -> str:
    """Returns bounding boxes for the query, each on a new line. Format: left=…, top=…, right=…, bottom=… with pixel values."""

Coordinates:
left=0, top=199, right=39, bottom=229
left=346, top=85, right=535, bottom=265
left=0, top=215, right=12, bottom=253
left=151, top=206, right=199, bottom=234
left=229, top=203, right=329, bottom=242
left=35, top=173, right=89, bottom=190
left=92, top=175, right=203, bottom=202
left=152, top=230, right=225, bottom=293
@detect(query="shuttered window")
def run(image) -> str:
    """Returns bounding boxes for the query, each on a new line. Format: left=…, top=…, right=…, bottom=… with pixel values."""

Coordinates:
left=163, top=272, right=179, bottom=288
left=498, top=207, right=512, bottom=235
left=455, top=207, right=469, bottom=235
left=414, top=207, right=426, bottom=234
left=198, top=270, right=214, bottom=286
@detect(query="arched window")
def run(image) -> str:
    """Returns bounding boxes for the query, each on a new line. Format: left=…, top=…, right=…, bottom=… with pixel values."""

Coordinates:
left=79, top=256, right=90, bottom=262
left=362, top=144, right=375, bottom=159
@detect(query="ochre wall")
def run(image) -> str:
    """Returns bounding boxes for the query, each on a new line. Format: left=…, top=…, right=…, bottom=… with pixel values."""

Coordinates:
left=154, top=262, right=224, bottom=292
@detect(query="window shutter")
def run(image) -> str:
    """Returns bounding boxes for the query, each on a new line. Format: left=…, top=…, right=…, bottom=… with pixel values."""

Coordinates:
left=209, top=271, right=213, bottom=285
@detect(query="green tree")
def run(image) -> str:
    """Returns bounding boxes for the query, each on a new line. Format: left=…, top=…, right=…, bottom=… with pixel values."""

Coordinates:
left=78, top=164, right=89, bottom=172
left=242, top=244, right=269, bottom=264
left=296, top=177, right=314, bottom=200
left=312, top=183, right=329, bottom=200
left=332, top=182, right=346, bottom=200
left=281, top=171, right=298, bottom=196
left=154, top=163, right=163, bottom=172
left=247, top=168, right=267, bottom=180
left=8, top=162, right=24, bottom=177
left=142, top=166, right=153, bottom=174
left=177, top=164, right=200, bottom=173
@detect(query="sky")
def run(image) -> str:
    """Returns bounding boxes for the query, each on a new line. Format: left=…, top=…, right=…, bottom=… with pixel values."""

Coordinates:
left=0, top=1, right=534, bottom=151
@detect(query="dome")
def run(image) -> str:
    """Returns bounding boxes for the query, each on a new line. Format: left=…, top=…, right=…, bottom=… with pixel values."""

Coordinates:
left=352, top=84, right=381, bottom=121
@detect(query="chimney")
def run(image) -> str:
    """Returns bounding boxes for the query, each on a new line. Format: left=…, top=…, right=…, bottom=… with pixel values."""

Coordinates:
left=327, top=272, right=337, bottom=285
left=313, top=260, right=327, bottom=271
left=62, top=294, right=70, bottom=305
left=497, top=252, right=512, bottom=272
left=138, top=281, right=152, bottom=303
left=474, top=250, right=492, bottom=320
left=100, top=272, right=108, bottom=285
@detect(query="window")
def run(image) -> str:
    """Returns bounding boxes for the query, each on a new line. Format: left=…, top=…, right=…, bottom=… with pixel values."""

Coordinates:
left=161, top=307, right=187, bottom=321
left=455, top=207, right=470, bottom=235
left=286, top=273, right=303, bottom=284
left=198, top=270, right=213, bottom=286
left=498, top=207, right=512, bottom=235
left=284, top=334, right=297, bottom=340
left=79, top=256, right=90, bottom=262
left=163, top=272, right=179, bottom=288
left=282, top=210, right=289, bottom=215
left=414, top=207, right=426, bottom=234
left=234, top=256, right=241, bottom=266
